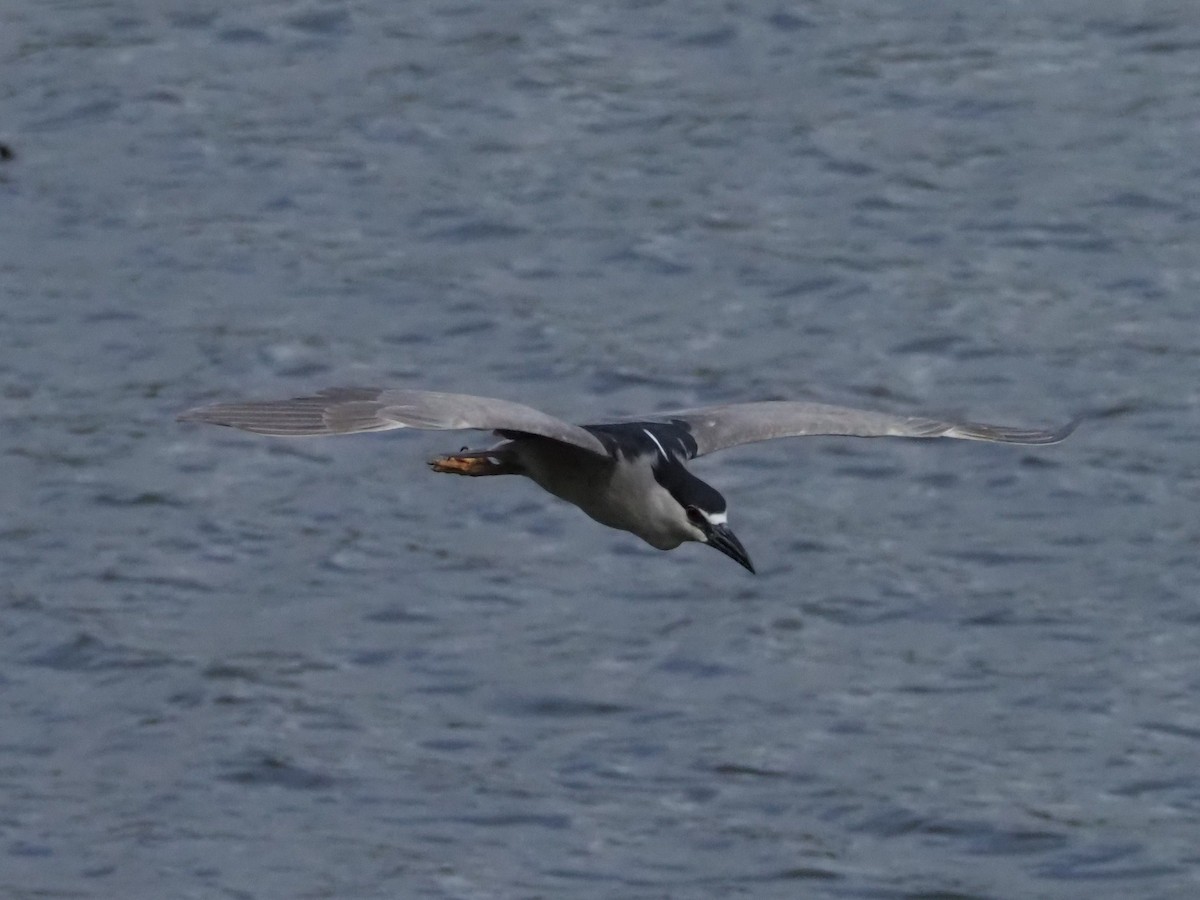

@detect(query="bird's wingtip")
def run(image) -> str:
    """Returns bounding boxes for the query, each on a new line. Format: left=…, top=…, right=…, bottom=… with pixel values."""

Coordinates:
left=1045, top=416, right=1083, bottom=444
left=177, top=405, right=213, bottom=424
left=177, top=404, right=238, bottom=428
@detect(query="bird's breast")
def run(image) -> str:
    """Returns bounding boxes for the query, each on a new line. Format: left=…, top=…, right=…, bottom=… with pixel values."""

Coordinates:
left=512, top=442, right=686, bottom=549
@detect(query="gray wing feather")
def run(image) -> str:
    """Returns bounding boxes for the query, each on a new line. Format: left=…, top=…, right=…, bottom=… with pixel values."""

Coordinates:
left=179, top=387, right=609, bottom=456
left=655, top=401, right=1076, bottom=457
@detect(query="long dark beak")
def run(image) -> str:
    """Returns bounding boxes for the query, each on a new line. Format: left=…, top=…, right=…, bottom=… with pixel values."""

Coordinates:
left=707, top=523, right=755, bottom=574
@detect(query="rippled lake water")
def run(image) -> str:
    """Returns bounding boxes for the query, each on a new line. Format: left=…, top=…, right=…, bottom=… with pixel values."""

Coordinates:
left=3, top=2, right=1199, bottom=898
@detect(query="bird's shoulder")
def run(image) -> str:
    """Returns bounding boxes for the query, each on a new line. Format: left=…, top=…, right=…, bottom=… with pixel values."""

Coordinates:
left=582, top=420, right=699, bottom=461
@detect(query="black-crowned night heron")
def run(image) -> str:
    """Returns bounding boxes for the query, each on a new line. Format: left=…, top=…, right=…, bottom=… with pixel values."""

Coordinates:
left=179, top=387, right=1075, bottom=573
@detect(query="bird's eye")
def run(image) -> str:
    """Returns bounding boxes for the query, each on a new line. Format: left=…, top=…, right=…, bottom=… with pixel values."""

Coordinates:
left=685, top=506, right=706, bottom=526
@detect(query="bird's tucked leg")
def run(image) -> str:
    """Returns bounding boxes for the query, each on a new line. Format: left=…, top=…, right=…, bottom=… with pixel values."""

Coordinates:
left=428, top=449, right=518, bottom=476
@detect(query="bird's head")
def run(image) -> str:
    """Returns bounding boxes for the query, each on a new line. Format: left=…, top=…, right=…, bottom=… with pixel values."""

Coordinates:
left=683, top=503, right=755, bottom=574
left=659, top=467, right=755, bottom=574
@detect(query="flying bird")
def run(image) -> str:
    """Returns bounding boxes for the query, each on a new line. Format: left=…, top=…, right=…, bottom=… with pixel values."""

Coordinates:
left=179, top=387, right=1075, bottom=573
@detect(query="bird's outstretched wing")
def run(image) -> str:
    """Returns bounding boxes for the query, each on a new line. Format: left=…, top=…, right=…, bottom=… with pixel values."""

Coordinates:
left=640, top=400, right=1077, bottom=458
left=179, top=387, right=609, bottom=456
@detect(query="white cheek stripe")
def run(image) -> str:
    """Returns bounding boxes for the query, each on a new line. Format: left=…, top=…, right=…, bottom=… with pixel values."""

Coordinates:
left=643, top=428, right=669, bottom=460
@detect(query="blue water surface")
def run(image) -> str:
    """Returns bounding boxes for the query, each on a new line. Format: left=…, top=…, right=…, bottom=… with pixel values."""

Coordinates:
left=2, top=2, right=1198, bottom=898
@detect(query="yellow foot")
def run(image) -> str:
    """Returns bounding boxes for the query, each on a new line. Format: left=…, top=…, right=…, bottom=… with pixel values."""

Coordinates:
left=428, top=454, right=504, bottom=476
